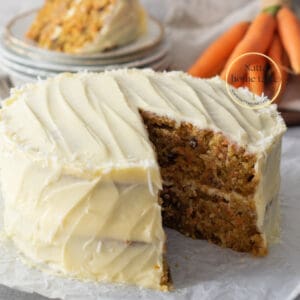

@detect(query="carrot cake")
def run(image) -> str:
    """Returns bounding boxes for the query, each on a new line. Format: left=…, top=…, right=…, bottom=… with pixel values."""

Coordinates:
left=26, top=0, right=147, bottom=53
left=0, top=69, right=286, bottom=290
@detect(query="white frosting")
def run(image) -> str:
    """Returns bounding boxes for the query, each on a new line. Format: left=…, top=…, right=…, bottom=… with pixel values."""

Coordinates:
left=78, top=0, right=147, bottom=53
left=1, top=70, right=285, bottom=162
left=1, top=147, right=165, bottom=289
left=0, top=69, right=286, bottom=289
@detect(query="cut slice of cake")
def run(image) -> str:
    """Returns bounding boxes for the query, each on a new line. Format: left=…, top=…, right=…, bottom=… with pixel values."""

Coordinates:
left=26, top=0, right=147, bottom=53
left=0, top=70, right=286, bottom=290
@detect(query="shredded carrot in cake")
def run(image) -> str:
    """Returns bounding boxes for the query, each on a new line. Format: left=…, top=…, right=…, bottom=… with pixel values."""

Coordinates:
left=26, top=0, right=116, bottom=53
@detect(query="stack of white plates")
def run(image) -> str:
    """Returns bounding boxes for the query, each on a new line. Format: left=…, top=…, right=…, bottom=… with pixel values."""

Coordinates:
left=0, top=10, right=171, bottom=82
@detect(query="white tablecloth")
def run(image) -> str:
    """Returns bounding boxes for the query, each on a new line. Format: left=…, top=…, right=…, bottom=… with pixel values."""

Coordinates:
left=0, top=1, right=299, bottom=300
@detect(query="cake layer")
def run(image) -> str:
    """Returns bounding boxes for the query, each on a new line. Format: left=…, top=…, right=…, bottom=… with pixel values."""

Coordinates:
left=141, top=110, right=284, bottom=255
left=141, top=111, right=259, bottom=197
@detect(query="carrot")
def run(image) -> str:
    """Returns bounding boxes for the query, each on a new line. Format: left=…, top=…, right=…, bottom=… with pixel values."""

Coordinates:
left=187, top=22, right=250, bottom=78
left=276, top=51, right=289, bottom=104
left=221, top=12, right=277, bottom=83
left=248, top=56, right=266, bottom=96
left=267, top=33, right=287, bottom=103
left=268, top=34, right=283, bottom=68
left=277, top=6, right=300, bottom=74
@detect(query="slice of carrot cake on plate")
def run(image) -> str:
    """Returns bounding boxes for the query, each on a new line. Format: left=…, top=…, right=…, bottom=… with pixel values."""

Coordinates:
left=26, top=0, right=147, bottom=53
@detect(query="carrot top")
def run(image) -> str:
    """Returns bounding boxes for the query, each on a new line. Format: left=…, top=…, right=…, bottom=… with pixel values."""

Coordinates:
left=263, top=5, right=281, bottom=16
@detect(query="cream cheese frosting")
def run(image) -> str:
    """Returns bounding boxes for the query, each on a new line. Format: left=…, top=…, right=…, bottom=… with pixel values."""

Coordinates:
left=1, top=147, right=165, bottom=288
left=79, top=0, right=147, bottom=53
left=1, top=70, right=285, bottom=165
left=0, top=69, right=286, bottom=289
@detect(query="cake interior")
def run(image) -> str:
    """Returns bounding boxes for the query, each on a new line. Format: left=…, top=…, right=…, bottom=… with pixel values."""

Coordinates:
left=140, top=110, right=267, bottom=257
left=26, top=0, right=115, bottom=52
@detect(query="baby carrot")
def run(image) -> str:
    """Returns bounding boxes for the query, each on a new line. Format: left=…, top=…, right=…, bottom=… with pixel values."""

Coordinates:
left=187, top=22, right=250, bottom=78
left=221, top=12, right=276, bottom=83
left=275, top=51, right=289, bottom=104
left=277, top=7, right=300, bottom=74
left=268, top=34, right=283, bottom=67
left=248, top=56, right=266, bottom=96
left=267, top=34, right=287, bottom=103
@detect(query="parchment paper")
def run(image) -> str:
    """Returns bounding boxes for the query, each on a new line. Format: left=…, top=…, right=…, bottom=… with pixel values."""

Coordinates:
left=0, top=1, right=300, bottom=299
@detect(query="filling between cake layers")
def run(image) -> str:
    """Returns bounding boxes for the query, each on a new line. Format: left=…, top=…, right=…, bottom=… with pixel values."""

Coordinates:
left=140, top=111, right=267, bottom=256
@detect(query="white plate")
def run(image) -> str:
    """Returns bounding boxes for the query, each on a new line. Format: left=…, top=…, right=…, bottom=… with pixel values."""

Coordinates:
left=0, top=57, right=56, bottom=77
left=0, top=39, right=170, bottom=72
left=0, top=63, right=37, bottom=84
left=3, top=56, right=171, bottom=86
left=0, top=58, right=171, bottom=86
left=4, top=9, right=164, bottom=61
left=148, top=55, right=171, bottom=71
left=0, top=49, right=170, bottom=75
left=0, top=53, right=171, bottom=81
left=2, top=35, right=163, bottom=66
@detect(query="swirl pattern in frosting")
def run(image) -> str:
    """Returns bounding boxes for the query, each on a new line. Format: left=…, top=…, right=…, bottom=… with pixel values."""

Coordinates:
left=0, top=69, right=286, bottom=290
